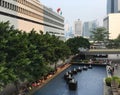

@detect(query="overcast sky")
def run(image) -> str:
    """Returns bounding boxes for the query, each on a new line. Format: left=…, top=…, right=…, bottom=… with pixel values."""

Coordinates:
left=40, top=0, right=107, bottom=26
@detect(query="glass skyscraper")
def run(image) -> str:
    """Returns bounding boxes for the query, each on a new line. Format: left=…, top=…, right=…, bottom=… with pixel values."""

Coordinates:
left=107, top=0, right=120, bottom=14
left=82, top=20, right=98, bottom=39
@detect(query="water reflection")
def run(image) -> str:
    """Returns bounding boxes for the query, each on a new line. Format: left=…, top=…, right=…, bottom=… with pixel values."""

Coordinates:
left=69, top=90, right=78, bottom=95
left=34, top=66, right=106, bottom=95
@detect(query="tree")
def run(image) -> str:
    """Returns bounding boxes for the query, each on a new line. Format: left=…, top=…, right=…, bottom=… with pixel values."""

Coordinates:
left=37, top=33, right=71, bottom=70
left=0, top=21, right=71, bottom=93
left=66, top=37, right=90, bottom=55
left=106, top=34, right=120, bottom=49
left=90, top=27, right=109, bottom=43
left=0, top=21, right=18, bottom=91
left=112, top=34, right=120, bottom=49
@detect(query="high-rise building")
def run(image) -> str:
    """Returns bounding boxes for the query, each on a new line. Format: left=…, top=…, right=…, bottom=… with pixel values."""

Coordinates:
left=82, top=20, right=98, bottom=39
left=0, top=0, right=64, bottom=40
left=104, top=0, right=120, bottom=39
left=103, top=13, right=120, bottom=39
left=64, top=21, right=74, bottom=40
left=107, top=0, right=120, bottom=14
left=74, top=19, right=82, bottom=37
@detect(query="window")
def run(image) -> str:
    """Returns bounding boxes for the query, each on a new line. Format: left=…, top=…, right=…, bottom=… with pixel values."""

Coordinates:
left=2, top=1, right=4, bottom=7
left=7, top=3, right=10, bottom=9
left=10, top=3, right=12, bottom=10
left=12, top=4, right=15, bottom=10
left=4, top=1, right=7, bottom=8
left=18, top=6, right=20, bottom=12
left=0, top=0, right=2, bottom=6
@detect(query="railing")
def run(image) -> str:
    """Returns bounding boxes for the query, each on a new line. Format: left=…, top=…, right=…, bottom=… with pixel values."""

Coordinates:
left=87, top=49, right=120, bottom=54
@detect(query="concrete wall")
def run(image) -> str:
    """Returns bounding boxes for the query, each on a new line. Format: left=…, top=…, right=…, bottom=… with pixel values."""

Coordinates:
left=0, top=0, right=64, bottom=37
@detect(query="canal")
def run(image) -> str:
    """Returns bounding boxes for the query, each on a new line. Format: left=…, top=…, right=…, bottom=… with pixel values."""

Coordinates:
left=33, top=65, right=107, bottom=95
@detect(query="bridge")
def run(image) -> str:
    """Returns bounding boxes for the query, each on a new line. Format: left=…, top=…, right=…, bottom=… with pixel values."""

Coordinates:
left=84, top=49, right=120, bottom=55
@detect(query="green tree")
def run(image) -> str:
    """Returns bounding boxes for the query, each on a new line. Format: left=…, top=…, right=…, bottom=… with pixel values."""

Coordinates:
left=0, top=21, right=71, bottom=93
left=27, top=30, right=49, bottom=81
left=90, top=27, right=109, bottom=43
left=66, top=37, right=90, bottom=55
left=106, top=34, right=120, bottom=49
left=114, top=34, right=120, bottom=48
left=37, top=33, right=71, bottom=70
left=0, top=22, right=20, bottom=92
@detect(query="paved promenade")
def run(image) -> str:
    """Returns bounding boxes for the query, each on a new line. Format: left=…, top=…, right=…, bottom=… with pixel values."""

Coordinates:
left=104, top=64, right=120, bottom=95
left=114, top=64, right=120, bottom=77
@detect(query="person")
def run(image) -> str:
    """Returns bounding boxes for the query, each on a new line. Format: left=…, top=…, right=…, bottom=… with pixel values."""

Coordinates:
left=107, top=65, right=114, bottom=76
left=109, top=60, right=112, bottom=65
left=115, top=63, right=118, bottom=69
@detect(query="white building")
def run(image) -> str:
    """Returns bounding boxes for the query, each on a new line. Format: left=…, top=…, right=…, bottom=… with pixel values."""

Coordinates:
left=74, top=19, right=82, bottom=37
left=103, top=13, right=120, bottom=39
left=0, top=0, right=65, bottom=39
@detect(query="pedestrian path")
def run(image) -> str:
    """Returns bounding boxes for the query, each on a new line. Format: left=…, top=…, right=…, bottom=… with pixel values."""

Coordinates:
left=104, top=64, right=120, bottom=95
left=112, top=65, right=120, bottom=95
left=114, top=65, right=120, bottom=77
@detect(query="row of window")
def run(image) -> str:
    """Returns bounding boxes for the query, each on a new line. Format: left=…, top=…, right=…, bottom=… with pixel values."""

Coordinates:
left=0, top=0, right=64, bottom=27
left=0, top=0, right=44, bottom=20
left=14, top=0, right=64, bottom=23
left=44, top=17, right=64, bottom=27
left=48, top=31, right=64, bottom=35
left=44, top=9, right=64, bottom=23
left=14, top=0, right=43, bottom=13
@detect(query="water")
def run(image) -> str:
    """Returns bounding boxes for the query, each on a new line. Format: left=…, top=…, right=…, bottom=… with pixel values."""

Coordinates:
left=34, top=65, right=107, bottom=95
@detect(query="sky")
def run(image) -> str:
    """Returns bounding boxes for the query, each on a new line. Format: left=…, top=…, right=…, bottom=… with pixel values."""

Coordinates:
left=39, top=0, right=107, bottom=26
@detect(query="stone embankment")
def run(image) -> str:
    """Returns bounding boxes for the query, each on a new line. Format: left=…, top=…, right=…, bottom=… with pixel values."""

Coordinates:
left=30, top=63, right=71, bottom=95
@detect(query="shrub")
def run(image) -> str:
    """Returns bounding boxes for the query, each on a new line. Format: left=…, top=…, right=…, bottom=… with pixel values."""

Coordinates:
left=105, top=76, right=120, bottom=87
left=117, top=79, right=120, bottom=88
left=112, top=76, right=119, bottom=81
left=105, top=77, right=112, bottom=86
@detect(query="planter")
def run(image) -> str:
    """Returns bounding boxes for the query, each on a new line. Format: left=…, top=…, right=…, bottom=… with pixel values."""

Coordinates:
left=105, top=77, right=112, bottom=86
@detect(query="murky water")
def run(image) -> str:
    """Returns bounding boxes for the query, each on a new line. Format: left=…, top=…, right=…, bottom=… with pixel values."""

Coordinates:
left=34, top=65, right=106, bottom=95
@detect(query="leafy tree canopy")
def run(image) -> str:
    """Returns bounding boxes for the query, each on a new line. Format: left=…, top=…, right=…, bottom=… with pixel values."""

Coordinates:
left=90, top=27, right=109, bottom=43
left=66, top=37, right=90, bottom=55
left=0, top=21, right=71, bottom=91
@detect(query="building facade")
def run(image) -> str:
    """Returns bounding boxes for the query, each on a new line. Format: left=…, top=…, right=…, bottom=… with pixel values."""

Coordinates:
left=74, top=19, right=82, bottom=37
left=82, top=20, right=98, bottom=39
left=0, top=0, right=64, bottom=39
left=104, top=0, right=120, bottom=39
left=107, top=0, right=120, bottom=14
left=103, top=13, right=120, bottom=39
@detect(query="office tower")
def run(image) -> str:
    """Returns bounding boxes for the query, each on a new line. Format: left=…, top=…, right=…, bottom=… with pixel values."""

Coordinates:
left=107, top=0, right=120, bottom=14
left=83, top=20, right=98, bottom=39
left=74, top=19, right=82, bottom=37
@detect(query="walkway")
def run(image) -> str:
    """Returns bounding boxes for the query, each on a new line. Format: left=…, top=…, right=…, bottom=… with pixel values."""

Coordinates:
left=104, top=64, right=120, bottom=95
left=114, top=65, right=120, bottom=77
